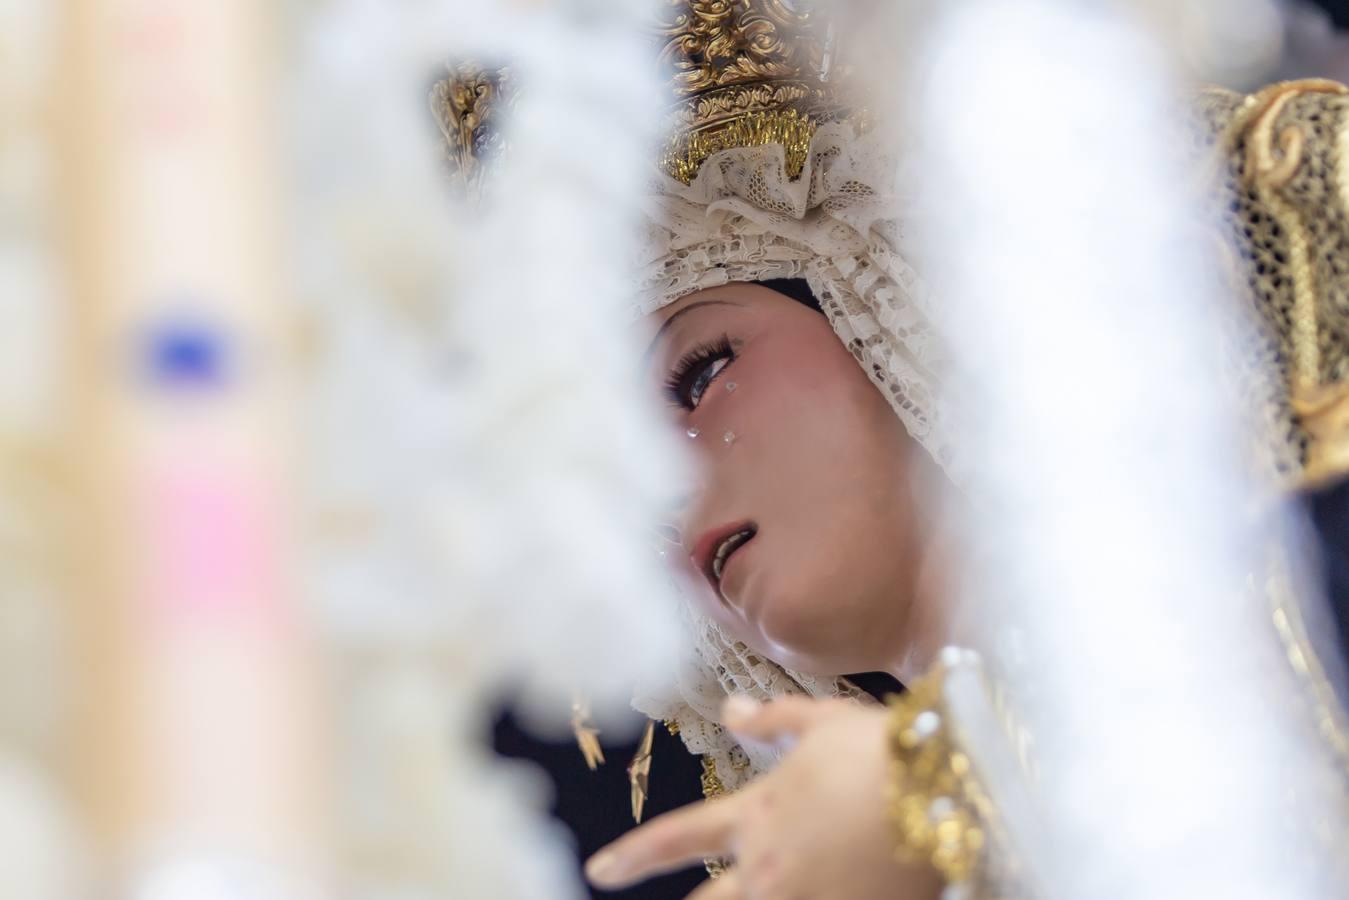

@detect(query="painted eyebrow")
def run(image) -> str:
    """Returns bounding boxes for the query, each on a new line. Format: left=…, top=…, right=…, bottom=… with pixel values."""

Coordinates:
left=642, top=299, right=741, bottom=364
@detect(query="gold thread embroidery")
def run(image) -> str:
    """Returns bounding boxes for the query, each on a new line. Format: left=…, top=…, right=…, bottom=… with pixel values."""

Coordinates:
left=699, top=754, right=726, bottom=798
left=699, top=756, right=731, bottom=878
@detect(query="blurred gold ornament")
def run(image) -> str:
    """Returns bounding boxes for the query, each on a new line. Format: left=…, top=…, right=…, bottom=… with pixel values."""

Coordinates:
left=627, top=720, right=656, bottom=823
left=429, top=62, right=515, bottom=202
left=431, top=3, right=854, bottom=191
left=570, top=699, right=605, bottom=771
left=1295, top=381, right=1349, bottom=487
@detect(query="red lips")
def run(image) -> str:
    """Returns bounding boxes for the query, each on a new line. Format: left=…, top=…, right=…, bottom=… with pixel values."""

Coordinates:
left=690, top=520, right=756, bottom=589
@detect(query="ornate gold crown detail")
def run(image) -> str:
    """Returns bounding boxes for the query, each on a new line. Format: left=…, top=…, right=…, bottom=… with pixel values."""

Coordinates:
left=429, top=62, right=515, bottom=202
left=430, top=1, right=849, bottom=193
left=655, top=0, right=848, bottom=183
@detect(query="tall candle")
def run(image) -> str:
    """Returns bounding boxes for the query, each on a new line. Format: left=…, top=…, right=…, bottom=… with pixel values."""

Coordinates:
left=58, top=1, right=325, bottom=893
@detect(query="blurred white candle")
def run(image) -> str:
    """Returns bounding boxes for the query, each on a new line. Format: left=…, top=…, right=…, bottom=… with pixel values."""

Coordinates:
left=59, top=1, right=325, bottom=894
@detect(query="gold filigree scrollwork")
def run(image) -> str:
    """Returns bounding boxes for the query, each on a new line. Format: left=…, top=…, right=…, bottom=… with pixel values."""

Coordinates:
left=654, top=0, right=822, bottom=95
left=429, top=62, right=515, bottom=203
left=650, top=1, right=851, bottom=183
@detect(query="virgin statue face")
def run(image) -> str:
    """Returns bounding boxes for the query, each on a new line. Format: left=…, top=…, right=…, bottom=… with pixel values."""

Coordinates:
left=643, top=281, right=936, bottom=677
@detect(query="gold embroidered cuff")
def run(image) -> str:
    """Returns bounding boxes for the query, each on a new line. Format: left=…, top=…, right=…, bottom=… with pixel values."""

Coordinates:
left=884, top=663, right=990, bottom=886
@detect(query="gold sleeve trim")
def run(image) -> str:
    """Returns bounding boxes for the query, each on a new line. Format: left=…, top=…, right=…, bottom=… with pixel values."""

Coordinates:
left=885, top=665, right=991, bottom=885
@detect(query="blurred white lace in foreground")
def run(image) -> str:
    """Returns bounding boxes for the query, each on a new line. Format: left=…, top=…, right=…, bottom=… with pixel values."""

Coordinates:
left=291, top=0, right=680, bottom=897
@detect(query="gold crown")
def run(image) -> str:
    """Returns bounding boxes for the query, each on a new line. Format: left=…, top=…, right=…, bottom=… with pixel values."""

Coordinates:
left=655, top=0, right=848, bottom=184
left=430, top=1, right=850, bottom=195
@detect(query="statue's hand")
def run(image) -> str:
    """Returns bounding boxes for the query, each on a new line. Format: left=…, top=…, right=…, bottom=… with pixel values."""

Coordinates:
left=585, top=696, right=944, bottom=900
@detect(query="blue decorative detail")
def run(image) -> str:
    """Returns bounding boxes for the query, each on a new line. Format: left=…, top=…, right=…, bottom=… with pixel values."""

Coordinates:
left=145, top=318, right=231, bottom=388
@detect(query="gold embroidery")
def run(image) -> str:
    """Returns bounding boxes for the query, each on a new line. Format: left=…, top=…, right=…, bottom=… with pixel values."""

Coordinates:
left=699, top=753, right=726, bottom=798
left=699, top=756, right=731, bottom=878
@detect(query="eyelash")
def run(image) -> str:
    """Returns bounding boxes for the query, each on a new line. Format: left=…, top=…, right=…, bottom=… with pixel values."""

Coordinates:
left=664, top=334, right=736, bottom=411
